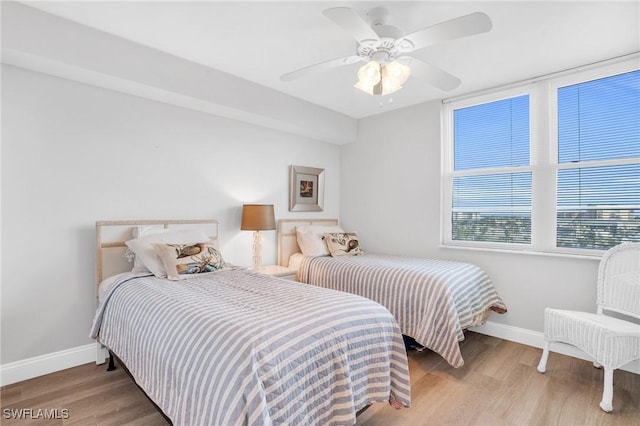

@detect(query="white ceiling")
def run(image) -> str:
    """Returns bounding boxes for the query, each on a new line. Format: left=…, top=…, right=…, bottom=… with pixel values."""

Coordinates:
left=18, top=1, right=640, bottom=119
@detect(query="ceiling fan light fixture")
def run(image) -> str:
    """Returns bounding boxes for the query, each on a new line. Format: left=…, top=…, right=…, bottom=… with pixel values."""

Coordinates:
left=384, top=60, right=411, bottom=85
left=354, top=79, right=375, bottom=95
left=354, top=61, right=381, bottom=95
left=355, top=60, right=410, bottom=96
left=379, top=78, right=402, bottom=95
left=357, top=61, right=381, bottom=83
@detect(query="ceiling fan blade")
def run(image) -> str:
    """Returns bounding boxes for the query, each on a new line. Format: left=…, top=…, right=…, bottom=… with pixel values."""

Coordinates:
left=323, top=7, right=380, bottom=45
left=402, top=57, right=461, bottom=91
left=280, top=56, right=362, bottom=82
left=397, top=12, right=492, bottom=52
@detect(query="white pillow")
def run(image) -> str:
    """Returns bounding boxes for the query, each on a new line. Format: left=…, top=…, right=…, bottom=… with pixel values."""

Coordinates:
left=132, top=225, right=167, bottom=239
left=125, top=228, right=210, bottom=277
left=296, top=225, right=344, bottom=256
left=129, top=226, right=173, bottom=272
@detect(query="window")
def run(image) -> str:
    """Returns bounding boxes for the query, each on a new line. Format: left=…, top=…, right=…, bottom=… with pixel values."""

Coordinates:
left=556, top=70, right=640, bottom=250
left=451, top=95, right=531, bottom=244
left=443, top=60, right=639, bottom=254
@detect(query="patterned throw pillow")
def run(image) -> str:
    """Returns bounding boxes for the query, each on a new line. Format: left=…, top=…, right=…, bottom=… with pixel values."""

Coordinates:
left=153, top=242, right=226, bottom=280
left=322, top=232, right=365, bottom=257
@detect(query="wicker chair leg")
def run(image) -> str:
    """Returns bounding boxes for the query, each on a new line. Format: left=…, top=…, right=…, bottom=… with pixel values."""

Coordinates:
left=537, top=341, right=550, bottom=373
left=599, top=367, right=614, bottom=412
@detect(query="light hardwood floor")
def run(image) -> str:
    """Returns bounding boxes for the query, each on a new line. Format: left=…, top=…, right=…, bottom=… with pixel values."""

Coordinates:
left=2, top=332, right=638, bottom=425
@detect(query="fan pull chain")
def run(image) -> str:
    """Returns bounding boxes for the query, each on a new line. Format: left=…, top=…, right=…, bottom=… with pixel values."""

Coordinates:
left=378, top=97, right=394, bottom=108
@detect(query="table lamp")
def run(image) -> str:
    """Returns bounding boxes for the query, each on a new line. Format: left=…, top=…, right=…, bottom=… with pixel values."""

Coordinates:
left=241, top=204, right=276, bottom=269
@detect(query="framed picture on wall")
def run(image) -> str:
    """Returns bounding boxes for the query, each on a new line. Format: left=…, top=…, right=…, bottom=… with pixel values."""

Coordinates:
left=289, top=165, right=324, bottom=211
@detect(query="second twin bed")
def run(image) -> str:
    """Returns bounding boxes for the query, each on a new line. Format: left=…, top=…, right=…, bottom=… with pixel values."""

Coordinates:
left=278, top=218, right=508, bottom=368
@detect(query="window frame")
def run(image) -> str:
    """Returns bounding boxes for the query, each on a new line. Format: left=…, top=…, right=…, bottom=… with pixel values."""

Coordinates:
left=441, top=58, right=639, bottom=257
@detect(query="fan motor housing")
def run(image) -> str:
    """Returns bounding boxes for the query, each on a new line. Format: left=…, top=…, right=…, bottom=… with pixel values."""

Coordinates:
left=357, top=37, right=401, bottom=63
left=357, top=8, right=413, bottom=63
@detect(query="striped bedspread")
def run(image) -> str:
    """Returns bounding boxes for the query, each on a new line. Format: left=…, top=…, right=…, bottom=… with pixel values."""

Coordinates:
left=90, top=269, right=411, bottom=426
left=298, top=254, right=508, bottom=368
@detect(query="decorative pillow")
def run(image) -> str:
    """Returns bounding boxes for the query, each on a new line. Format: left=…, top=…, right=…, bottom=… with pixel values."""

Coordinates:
left=323, top=232, right=365, bottom=257
left=125, top=229, right=210, bottom=277
left=296, top=225, right=344, bottom=256
left=153, top=242, right=226, bottom=281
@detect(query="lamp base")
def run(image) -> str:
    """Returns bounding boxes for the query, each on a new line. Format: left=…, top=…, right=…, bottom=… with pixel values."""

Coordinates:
left=252, top=230, right=263, bottom=269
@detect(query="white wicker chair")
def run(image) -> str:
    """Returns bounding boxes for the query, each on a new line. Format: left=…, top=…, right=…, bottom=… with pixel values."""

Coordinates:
left=537, top=242, right=640, bottom=412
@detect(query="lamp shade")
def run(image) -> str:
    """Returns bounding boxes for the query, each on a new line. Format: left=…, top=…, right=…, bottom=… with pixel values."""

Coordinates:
left=241, top=204, right=276, bottom=231
left=384, top=61, right=411, bottom=85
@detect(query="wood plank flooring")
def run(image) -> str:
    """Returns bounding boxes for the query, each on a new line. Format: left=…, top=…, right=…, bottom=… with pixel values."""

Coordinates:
left=2, top=332, right=638, bottom=425
left=357, top=332, right=639, bottom=426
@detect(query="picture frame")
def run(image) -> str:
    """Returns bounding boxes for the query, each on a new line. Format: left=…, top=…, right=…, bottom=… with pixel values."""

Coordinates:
left=289, top=165, right=324, bottom=212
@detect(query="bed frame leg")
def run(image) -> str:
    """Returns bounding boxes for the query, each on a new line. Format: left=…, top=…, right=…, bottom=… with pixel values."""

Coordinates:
left=106, top=352, right=117, bottom=371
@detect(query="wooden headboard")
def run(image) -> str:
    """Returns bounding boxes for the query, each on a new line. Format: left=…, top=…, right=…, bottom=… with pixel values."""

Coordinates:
left=95, top=219, right=219, bottom=294
left=277, top=218, right=339, bottom=267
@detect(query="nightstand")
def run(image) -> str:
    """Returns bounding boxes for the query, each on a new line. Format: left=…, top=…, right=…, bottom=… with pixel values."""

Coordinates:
left=253, top=265, right=297, bottom=281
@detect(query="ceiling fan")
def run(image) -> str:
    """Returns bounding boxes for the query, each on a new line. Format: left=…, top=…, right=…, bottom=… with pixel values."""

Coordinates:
left=280, top=7, right=492, bottom=95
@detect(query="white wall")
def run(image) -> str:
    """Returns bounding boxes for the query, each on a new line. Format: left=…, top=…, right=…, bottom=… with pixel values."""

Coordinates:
left=1, top=64, right=341, bottom=365
left=2, top=64, right=634, bottom=381
left=2, top=1, right=358, bottom=146
left=340, top=100, right=600, bottom=333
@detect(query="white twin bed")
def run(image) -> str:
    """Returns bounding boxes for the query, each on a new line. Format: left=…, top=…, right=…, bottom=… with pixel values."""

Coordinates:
left=91, top=219, right=411, bottom=426
left=277, top=219, right=508, bottom=368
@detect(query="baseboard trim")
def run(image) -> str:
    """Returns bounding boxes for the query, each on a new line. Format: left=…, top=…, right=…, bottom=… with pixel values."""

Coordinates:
left=0, top=344, right=96, bottom=387
left=2, top=322, right=637, bottom=387
left=470, top=321, right=640, bottom=375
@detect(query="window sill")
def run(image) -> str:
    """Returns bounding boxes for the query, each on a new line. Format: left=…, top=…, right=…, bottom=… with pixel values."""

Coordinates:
left=440, top=243, right=604, bottom=260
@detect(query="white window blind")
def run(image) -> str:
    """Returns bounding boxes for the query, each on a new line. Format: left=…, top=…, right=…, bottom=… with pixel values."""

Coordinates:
left=451, top=95, right=531, bottom=244
left=443, top=58, right=639, bottom=255
left=556, top=70, right=640, bottom=250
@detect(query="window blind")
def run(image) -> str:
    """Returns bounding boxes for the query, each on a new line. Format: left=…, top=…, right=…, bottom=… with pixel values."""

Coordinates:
left=454, top=95, right=530, bottom=170
left=556, top=70, right=640, bottom=249
left=452, top=95, right=531, bottom=244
